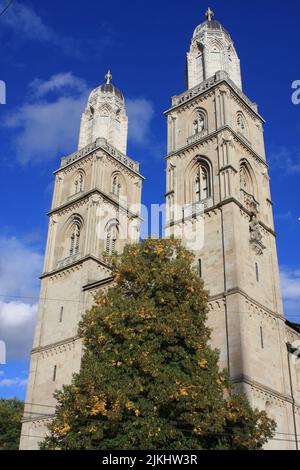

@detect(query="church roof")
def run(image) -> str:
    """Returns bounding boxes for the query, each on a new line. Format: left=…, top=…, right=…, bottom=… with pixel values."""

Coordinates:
left=89, top=71, right=124, bottom=103
left=99, top=82, right=124, bottom=101
left=193, top=19, right=231, bottom=41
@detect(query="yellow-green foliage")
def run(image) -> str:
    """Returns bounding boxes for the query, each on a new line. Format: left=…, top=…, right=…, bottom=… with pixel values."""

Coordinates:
left=41, top=239, right=275, bottom=450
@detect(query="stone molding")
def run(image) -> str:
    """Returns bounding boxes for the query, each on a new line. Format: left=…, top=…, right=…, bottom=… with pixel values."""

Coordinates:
left=40, top=254, right=111, bottom=281
left=166, top=197, right=276, bottom=238
left=233, top=374, right=300, bottom=409
left=166, top=72, right=262, bottom=121
left=82, top=276, right=114, bottom=292
left=208, top=287, right=284, bottom=323
left=58, top=137, right=141, bottom=176
left=48, top=188, right=141, bottom=221
left=58, top=154, right=94, bottom=176
left=165, top=124, right=268, bottom=170
left=31, top=336, right=80, bottom=357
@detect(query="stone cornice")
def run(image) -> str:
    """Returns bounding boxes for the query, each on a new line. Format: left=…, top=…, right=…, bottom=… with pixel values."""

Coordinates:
left=232, top=374, right=300, bottom=408
left=40, top=254, right=110, bottom=280
left=166, top=197, right=276, bottom=238
left=31, top=336, right=80, bottom=355
left=165, top=72, right=264, bottom=123
left=48, top=188, right=141, bottom=221
left=226, top=287, right=283, bottom=321
left=165, top=125, right=268, bottom=169
left=55, top=137, right=144, bottom=180
left=219, top=164, right=238, bottom=174
left=208, top=287, right=284, bottom=322
left=82, top=276, right=114, bottom=292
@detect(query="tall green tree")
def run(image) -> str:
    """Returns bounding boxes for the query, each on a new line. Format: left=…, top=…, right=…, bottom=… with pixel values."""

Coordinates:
left=0, top=398, right=24, bottom=450
left=41, top=239, right=275, bottom=450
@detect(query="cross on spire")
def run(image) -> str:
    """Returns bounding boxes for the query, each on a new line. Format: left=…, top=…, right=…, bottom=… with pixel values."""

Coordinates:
left=205, top=7, right=214, bottom=22
left=105, top=70, right=112, bottom=85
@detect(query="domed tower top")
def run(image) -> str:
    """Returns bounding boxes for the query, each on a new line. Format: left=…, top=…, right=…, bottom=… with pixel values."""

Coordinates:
left=187, top=8, right=242, bottom=90
left=90, top=70, right=125, bottom=103
left=78, top=70, right=128, bottom=154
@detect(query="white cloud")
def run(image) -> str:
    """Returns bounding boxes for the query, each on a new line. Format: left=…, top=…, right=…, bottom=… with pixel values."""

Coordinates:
left=0, top=2, right=116, bottom=58
left=3, top=72, right=88, bottom=165
left=280, top=268, right=300, bottom=322
left=0, top=1, right=77, bottom=56
left=3, top=75, right=158, bottom=164
left=270, top=147, right=300, bottom=174
left=0, top=236, right=43, bottom=298
left=0, top=302, right=38, bottom=361
left=126, top=98, right=155, bottom=145
left=0, top=376, right=28, bottom=388
left=0, top=236, right=42, bottom=360
left=1, top=1, right=53, bottom=40
left=29, top=72, right=87, bottom=99
left=274, top=211, right=293, bottom=221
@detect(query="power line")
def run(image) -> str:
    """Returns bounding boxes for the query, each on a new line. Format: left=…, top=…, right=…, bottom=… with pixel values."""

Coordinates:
left=0, top=293, right=299, bottom=323
left=0, top=294, right=87, bottom=304
left=0, top=0, right=14, bottom=18
left=20, top=421, right=300, bottom=443
left=21, top=402, right=300, bottom=439
left=23, top=401, right=57, bottom=409
left=19, top=431, right=300, bottom=445
left=20, top=408, right=300, bottom=445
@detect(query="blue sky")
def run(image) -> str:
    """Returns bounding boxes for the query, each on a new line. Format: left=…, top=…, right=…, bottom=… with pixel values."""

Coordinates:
left=0, top=0, right=299, bottom=400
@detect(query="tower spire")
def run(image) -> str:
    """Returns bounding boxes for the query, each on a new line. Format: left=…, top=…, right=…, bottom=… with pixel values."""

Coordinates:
left=188, top=7, right=242, bottom=90
left=205, top=7, right=214, bottom=22
left=105, top=70, right=112, bottom=84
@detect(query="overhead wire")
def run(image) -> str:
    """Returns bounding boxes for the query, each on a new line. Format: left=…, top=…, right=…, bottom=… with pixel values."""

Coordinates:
left=0, top=292, right=299, bottom=324
left=0, top=0, right=14, bottom=18
left=20, top=401, right=300, bottom=440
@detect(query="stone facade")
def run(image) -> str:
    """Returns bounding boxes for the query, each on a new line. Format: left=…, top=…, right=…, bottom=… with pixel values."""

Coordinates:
left=20, top=12, right=300, bottom=451
left=19, top=76, right=144, bottom=450
left=165, top=11, right=300, bottom=450
left=78, top=71, right=128, bottom=154
left=187, top=13, right=242, bottom=90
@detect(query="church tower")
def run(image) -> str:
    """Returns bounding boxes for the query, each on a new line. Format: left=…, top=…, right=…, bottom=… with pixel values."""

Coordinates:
left=165, top=9, right=300, bottom=449
left=20, top=72, right=144, bottom=450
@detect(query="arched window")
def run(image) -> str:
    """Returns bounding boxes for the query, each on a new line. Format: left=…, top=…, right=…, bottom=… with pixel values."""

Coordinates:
left=237, top=112, right=248, bottom=138
left=60, top=214, right=84, bottom=264
left=74, top=171, right=84, bottom=194
left=239, top=161, right=256, bottom=199
left=184, top=157, right=213, bottom=208
left=87, top=105, right=94, bottom=128
left=195, top=164, right=210, bottom=202
left=106, top=223, right=118, bottom=254
left=192, top=110, right=206, bottom=136
left=240, top=165, right=251, bottom=194
left=70, top=224, right=81, bottom=256
left=112, top=175, right=121, bottom=197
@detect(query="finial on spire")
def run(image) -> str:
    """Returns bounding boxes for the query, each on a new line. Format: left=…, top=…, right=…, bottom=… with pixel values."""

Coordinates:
left=205, top=7, right=214, bottom=22
left=105, top=70, right=112, bottom=85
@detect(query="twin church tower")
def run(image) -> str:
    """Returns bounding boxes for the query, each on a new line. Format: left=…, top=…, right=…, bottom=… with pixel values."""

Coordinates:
left=21, top=9, right=300, bottom=450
